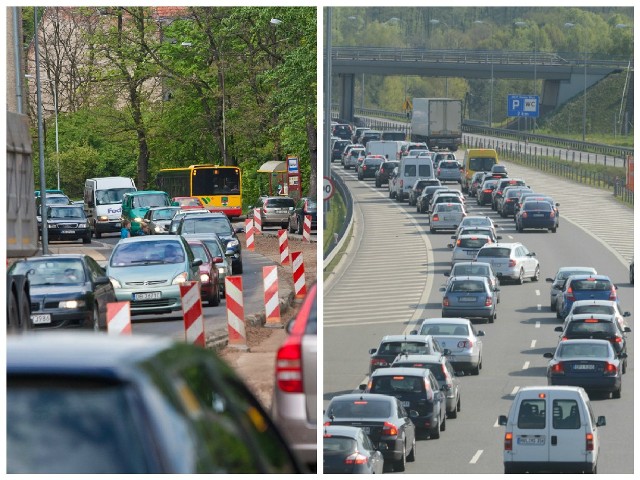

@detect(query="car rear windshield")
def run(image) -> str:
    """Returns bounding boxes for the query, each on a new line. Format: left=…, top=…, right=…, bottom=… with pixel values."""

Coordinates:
left=458, top=238, right=490, bottom=249
left=328, top=399, right=391, bottom=419
left=379, top=342, right=432, bottom=355
left=566, top=320, right=616, bottom=336
left=523, top=202, right=552, bottom=211
left=396, top=362, right=446, bottom=382
left=572, top=305, right=614, bottom=315
left=570, top=279, right=612, bottom=291
left=181, top=217, right=232, bottom=235
left=558, top=342, right=610, bottom=358
left=435, top=203, right=463, bottom=213
left=370, top=375, right=425, bottom=394
left=469, top=157, right=496, bottom=171
left=452, top=264, right=490, bottom=277
left=420, top=323, right=469, bottom=336
left=450, top=280, right=486, bottom=293
left=440, top=161, right=458, bottom=169
left=477, top=247, right=510, bottom=258
left=266, top=198, right=295, bottom=208
left=324, top=436, right=357, bottom=454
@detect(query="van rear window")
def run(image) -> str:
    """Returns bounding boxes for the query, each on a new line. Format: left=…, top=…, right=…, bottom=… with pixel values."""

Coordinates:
left=418, top=165, right=432, bottom=177
left=552, top=399, right=580, bottom=429
left=469, top=158, right=497, bottom=171
left=517, top=399, right=546, bottom=429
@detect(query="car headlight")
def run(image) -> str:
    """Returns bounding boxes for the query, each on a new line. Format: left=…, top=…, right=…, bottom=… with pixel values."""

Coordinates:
left=78, top=223, right=87, bottom=228
left=98, top=215, right=109, bottom=222
left=154, top=226, right=164, bottom=233
left=217, top=266, right=226, bottom=276
left=200, top=273, right=210, bottom=283
left=226, top=239, right=239, bottom=249
left=109, top=277, right=121, bottom=289
left=172, top=272, right=189, bottom=285
left=59, top=300, right=86, bottom=309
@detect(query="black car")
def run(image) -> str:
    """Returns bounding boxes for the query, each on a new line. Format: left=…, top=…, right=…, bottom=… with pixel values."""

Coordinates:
left=381, top=131, right=406, bottom=141
left=375, top=160, right=399, bottom=187
left=7, top=332, right=305, bottom=473
left=358, top=157, right=384, bottom=180
left=174, top=212, right=244, bottom=273
left=491, top=178, right=527, bottom=210
left=288, top=197, right=317, bottom=234
left=41, top=204, right=92, bottom=244
left=332, top=123, right=353, bottom=140
left=497, top=187, right=531, bottom=218
left=467, top=171, right=488, bottom=198
left=476, top=178, right=499, bottom=206
left=364, top=367, right=447, bottom=440
left=408, top=178, right=441, bottom=206
left=331, top=139, right=350, bottom=162
left=513, top=192, right=559, bottom=220
left=359, top=130, right=382, bottom=147
left=323, top=393, right=417, bottom=473
left=516, top=200, right=558, bottom=233
left=368, top=334, right=448, bottom=375
left=416, top=185, right=447, bottom=213
left=7, top=254, right=116, bottom=330
left=489, top=164, right=508, bottom=178
left=323, top=425, right=384, bottom=474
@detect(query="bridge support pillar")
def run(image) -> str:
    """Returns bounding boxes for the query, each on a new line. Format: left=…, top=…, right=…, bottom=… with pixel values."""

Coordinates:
left=338, top=73, right=355, bottom=122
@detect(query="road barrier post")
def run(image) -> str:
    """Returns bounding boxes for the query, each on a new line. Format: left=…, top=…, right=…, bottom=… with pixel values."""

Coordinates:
left=302, top=215, right=311, bottom=242
left=253, top=208, right=262, bottom=234
left=278, top=229, right=290, bottom=264
left=107, top=301, right=131, bottom=335
left=225, top=276, right=248, bottom=350
left=245, top=218, right=255, bottom=250
left=263, top=265, right=282, bottom=327
left=180, top=281, right=205, bottom=347
left=291, top=251, right=307, bottom=299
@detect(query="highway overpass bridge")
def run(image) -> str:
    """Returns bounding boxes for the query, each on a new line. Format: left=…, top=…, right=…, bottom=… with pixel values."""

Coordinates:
left=328, top=47, right=632, bottom=122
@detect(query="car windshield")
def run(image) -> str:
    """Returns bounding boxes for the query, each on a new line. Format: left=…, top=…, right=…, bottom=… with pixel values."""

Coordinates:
left=370, top=376, right=425, bottom=394
left=10, top=259, right=86, bottom=285
left=478, top=248, right=511, bottom=258
left=324, top=436, right=357, bottom=454
left=328, top=399, right=391, bottom=419
left=96, top=188, right=135, bottom=206
left=181, top=217, right=232, bottom=235
left=132, top=194, right=169, bottom=208
left=48, top=207, right=85, bottom=219
left=111, top=240, right=185, bottom=266
left=7, top=378, right=148, bottom=473
left=523, top=202, right=551, bottom=211
left=435, top=203, right=462, bottom=212
left=557, top=343, right=610, bottom=358
left=152, top=208, right=178, bottom=221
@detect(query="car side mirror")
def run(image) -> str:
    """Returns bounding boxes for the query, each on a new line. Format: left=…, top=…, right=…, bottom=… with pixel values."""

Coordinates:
left=554, top=326, right=563, bottom=332
left=543, top=352, right=554, bottom=358
left=95, top=275, right=111, bottom=285
left=447, top=244, right=454, bottom=249
left=545, top=278, right=554, bottom=282
left=624, top=327, right=631, bottom=333
left=623, top=311, right=631, bottom=317
left=409, top=330, right=418, bottom=335
left=358, top=383, right=367, bottom=391
left=213, top=256, right=224, bottom=264
left=235, top=227, right=244, bottom=234
left=596, top=416, right=606, bottom=427
left=192, top=258, right=203, bottom=267
left=443, top=348, right=451, bottom=356
left=286, top=319, right=295, bottom=334
left=498, top=415, right=508, bottom=426
left=476, top=330, right=485, bottom=336
left=369, top=348, right=377, bottom=355
left=409, top=410, right=419, bottom=418
left=496, top=235, right=502, bottom=240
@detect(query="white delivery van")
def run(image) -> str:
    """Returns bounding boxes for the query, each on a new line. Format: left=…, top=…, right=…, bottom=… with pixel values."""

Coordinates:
left=366, top=140, right=403, bottom=161
left=498, top=386, right=605, bottom=474
left=394, top=154, right=435, bottom=202
left=84, top=177, right=137, bottom=238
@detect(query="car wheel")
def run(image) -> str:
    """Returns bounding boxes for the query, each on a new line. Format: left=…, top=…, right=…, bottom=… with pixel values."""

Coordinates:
left=394, top=442, right=406, bottom=472
left=430, top=419, right=440, bottom=439
left=430, top=227, right=435, bottom=234
left=517, top=269, right=524, bottom=285
left=551, top=227, right=557, bottom=233
left=83, top=234, right=91, bottom=244
left=489, top=312, right=495, bottom=323
left=623, top=358, right=627, bottom=374
left=448, top=403, right=458, bottom=419
left=288, top=220, right=294, bottom=233
left=440, top=413, right=446, bottom=431
left=457, top=395, right=461, bottom=412
left=234, top=260, right=243, bottom=274
left=92, top=306, right=100, bottom=331
left=613, top=384, right=622, bottom=399
left=406, top=437, right=416, bottom=462
left=375, top=180, right=381, bottom=187
left=532, top=266, right=540, bottom=282
left=210, top=285, right=220, bottom=307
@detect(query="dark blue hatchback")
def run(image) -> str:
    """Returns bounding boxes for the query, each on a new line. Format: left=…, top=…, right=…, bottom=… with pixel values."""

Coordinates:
left=516, top=200, right=558, bottom=233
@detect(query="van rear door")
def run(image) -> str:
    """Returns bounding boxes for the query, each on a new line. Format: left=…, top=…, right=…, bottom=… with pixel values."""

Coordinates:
left=510, top=395, right=548, bottom=464
left=546, top=393, right=589, bottom=465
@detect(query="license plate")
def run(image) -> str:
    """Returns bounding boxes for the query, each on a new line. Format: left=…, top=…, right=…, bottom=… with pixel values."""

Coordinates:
left=401, top=401, right=411, bottom=407
left=533, top=213, right=544, bottom=217
left=133, top=291, right=161, bottom=301
left=114, top=223, right=121, bottom=228
left=573, top=364, right=595, bottom=370
left=31, top=314, right=51, bottom=324
left=275, top=209, right=287, bottom=214
left=517, top=436, right=545, bottom=445
left=61, top=230, right=76, bottom=234
left=459, top=297, right=476, bottom=302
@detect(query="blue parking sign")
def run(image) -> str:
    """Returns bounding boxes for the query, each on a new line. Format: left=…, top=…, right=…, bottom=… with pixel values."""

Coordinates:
left=508, top=95, right=539, bottom=118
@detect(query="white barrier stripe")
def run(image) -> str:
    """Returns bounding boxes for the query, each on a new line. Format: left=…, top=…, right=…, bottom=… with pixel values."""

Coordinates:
left=228, top=312, right=245, bottom=335
left=265, top=295, right=279, bottom=313
left=186, top=315, right=204, bottom=341
left=109, top=306, right=130, bottom=333
left=264, top=268, right=278, bottom=286
left=293, top=255, right=303, bottom=270
left=181, top=284, right=199, bottom=311
left=225, top=280, right=243, bottom=300
left=295, top=277, right=305, bottom=292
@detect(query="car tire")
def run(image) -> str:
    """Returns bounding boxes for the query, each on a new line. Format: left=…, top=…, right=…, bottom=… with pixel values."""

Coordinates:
left=406, top=437, right=416, bottom=462
left=288, top=220, right=295, bottom=233
left=210, top=285, right=220, bottom=307
left=92, top=306, right=100, bottom=331
left=470, top=363, right=480, bottom=375
left=457, top=396, right=461, bottom=412
left=440, top=414, right=446, bottom=431
left=375, top=180, right=381, bottom=187
left=551, top=227, right=557, bottom=233
left=83, top=234, right=91, bottom=244
left=94, top=229, right=102, bottom=239
left=517, top=269, right=524, bottom=285
left=430, top=420, right=440, bottom=439
left=234, top=260, right=243, bottom=274
left=532, top=266, right=540, bottom=282
left=489, top=312, right=495, bottom=323
left=623, top=358, right=627, bottom=374
left=448, top=404, right=458, bottom=419
left=394, top=443, right=406, bottom=472
left=613, top=384, right=622, bottom=399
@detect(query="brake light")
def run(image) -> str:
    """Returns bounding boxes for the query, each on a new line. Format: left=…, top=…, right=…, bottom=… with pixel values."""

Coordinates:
left=483, top=189, right=492, bottom=193
left=276, top=339, right=303, bottom=393
left=371, top=358, right=388, bottom=369
left=437, top=168, right=441, bottom=175
left=521, top=212, right=528, bottom=218
left=457, top=339, right=472, bottom=349
left=550, top=211, right=555, bottom=218
left=400, top=180, right=404, bottom=188
left=504, top=432, right=513, bottom=451
left=456, top=239, right=461, bottom=246
left=550, top=362, right=565, bottom=375
left=263, top=206, right=268, bottom=214
left=508, top=259, right=516, bottom=267
left=485, top=296, right=493, bottom=307
left=363, top=165, right=367, bottom=171
left=443, top=296, right=449, bottom=307
left=586, top=433, right=594, bottom=451
left=433, top=214, right=440, bottom=221
left=345, top=453, right=368, bottom=465
left=603, top=362, right=617, bottom=376
left=613, top=336, right=623, bottom=344
left=609, top=287, right=617, bottom=301
left=382, top=422, right=398, bottom=437
left=566, top=287, right=575, bottom=302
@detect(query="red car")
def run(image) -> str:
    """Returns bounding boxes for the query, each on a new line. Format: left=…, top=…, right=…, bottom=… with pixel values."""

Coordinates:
left=186, top=239, right=221, bottom=306
left=172, top=196, right=205, bottom=210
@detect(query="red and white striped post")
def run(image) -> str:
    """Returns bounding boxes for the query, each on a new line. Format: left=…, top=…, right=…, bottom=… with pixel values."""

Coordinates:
left=245, top=218, right=255, bottom=251
left=263, top=266, right=282, bottom=327
left=225, top=276, right=248, bottom=350
left=302, top=215, right=312, bottom=242
left=253, top=208, right=262, bottom=234
left=278, top=229, right=290, bottom=265
left=107, top=301, right=132, bottom=335
left=291, top=251, right=307, bottom=299
left=180, top=281, right=205, bottom=347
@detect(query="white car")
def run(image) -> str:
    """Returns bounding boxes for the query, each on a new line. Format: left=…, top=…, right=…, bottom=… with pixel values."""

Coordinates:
left=411, top=317, right=484, bottom=375
left=454, top=215, right=497, bottom=239
left=475, top=242, right=540, bottom=284
left=448, top=234, right=493, bottom=266
left=430, top=202, right=466, bottom=233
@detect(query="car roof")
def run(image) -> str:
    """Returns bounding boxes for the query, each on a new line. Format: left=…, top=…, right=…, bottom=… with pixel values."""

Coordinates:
left=558, top=338, right=613, bottom=346
left=418, top=317, right=470, bottom=326
left=380, top=334, right=433, bottom=342
left=370, top=367, right=431, bottom=377
left=116, top=234, right=184, bottom=245
left=126, top=190, right=166, bottom=195
left=19, top=253, right=87, bottom=261
left=323, top=425, right=364, bottom=438
left=481, top=242, right=521, bottom=249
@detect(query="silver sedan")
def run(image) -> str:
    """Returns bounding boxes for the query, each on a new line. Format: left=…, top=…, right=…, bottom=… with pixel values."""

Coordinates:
left=430, top=203, right=467, bottom=233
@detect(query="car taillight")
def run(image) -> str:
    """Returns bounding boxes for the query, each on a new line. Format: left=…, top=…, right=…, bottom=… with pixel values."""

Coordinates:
left=485, top=296, right=493, bottom=306
left=550, top=211, right=555, bottom=218
left=437, top=168, right=441, bottom=175
left=263, top=206, right=268, bottom=214
left=609, top=288, right=617, bottom=301
left=508, top=259, right=516, bottom=267
left=612, top=336, right=623, bottom=344
left=275, top=339, right=303, bottom=393
left=443, top=296, right=449, bottom=306
left=550, top=362, right=565, bottom=375
left=457, top=339, right=472, bottom=349
left=521, top=212, right=528, bottom=218
left=363, top=165, right=367, bottom=171
left=433, top=214, right=440, bottom=221
left=483, top=189, right=492, bottom=193
left=504, top=432, right=513, bottom=451
left=566, top=287, right=575, bottom=302
left=586, top=433, right=594, bottom=451
left=371, top=358, right=388, bottom=369
left=456, top=239, right=461, bottom=246
left=345, top=452, right=368, bottom=465
left=506, top=198, right=513, bottom=203
left=603, top=362, right=617, bottom=376
left=382, top=422, right=398, bottom=437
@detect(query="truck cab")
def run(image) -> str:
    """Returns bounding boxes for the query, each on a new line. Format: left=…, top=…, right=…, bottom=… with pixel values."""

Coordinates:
left=84, top=177, right=137, bottom=238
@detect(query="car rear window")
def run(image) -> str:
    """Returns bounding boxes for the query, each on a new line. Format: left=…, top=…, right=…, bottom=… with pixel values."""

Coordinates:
left=452, top=264, right=490, bottom=277
left=523, top=202, right=552, bottom=211
left=458, top=237, right=490, bottom=249
left=477, top=247, right=510, bottom=258
left=450, top=280, right=486, bottom=293
left=418, top=165, right=432, bottom=177
left=370, top=375, right=425, bottom=395
left=379, top=342, right=432, bottom=355
left=324, top=436, right=357, bottom=454
left=435, top=203, right=463, bottom=213
left=328, top=399, right=391, bottom=419
left=572, top=305, right=614, bottom=315
left=420, top=323, right=468, bottom=336
left=440, top=161, right=458, bottom=169
left=266, top=198, right=295, bottom=208
left=566, top=320, right=616, bottom=336
left=570, top=279, right=612, bottom=291
left=517, top=399, right=546, bottom=429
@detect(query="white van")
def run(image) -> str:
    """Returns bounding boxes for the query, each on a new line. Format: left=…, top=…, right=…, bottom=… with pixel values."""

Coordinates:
left=366, top=140, right=403, bottom=161
left=394, top=155, right=435, bottom=202
left=498, top=386, right=606, bottom=474
left=84, top=177, right=137, bottom=238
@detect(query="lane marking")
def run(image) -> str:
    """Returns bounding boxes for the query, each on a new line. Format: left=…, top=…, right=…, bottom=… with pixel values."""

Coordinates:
left=531, top=339, right=537, bottom=348
left=470, top=450, right=483, bottom=464
left=536, top=304, right=542, bottom=311
left=522, top=361, right=530, bottom=370
left=535, top=289, right=540, bottom=296
left=535, top=321, right=541, bottom=328
left=510, top=386, right=520, bottom=396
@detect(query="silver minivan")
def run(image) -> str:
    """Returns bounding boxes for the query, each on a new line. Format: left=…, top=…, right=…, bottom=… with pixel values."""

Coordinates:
left=394, top=155, right=435, bottom=202
left=498, top=386, right=606, bottom=474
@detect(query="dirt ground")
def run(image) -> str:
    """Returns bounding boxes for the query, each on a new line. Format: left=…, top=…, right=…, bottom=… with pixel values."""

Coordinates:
left=217, top=232, right=317, bottom=410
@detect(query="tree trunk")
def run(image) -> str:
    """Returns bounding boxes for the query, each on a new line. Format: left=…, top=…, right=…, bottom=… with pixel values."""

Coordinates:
left=306, top=119, right=317, bottom=197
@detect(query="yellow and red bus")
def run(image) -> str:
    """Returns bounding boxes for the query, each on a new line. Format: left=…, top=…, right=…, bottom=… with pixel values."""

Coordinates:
left=155, top=165, right=242, bottom=218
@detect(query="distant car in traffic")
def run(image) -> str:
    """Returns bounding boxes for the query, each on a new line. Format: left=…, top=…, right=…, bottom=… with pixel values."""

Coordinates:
left=357, top=156, right=384, bottom=180
left=515, top=200, right=558, bottom=233
left=323, top=425, right=384, bottom=474
left=249, top=196, right=295, bottom=229
left=445, top=261, right=500, bottom=303
left=41, top=204, right=92, bottom=244
left=475, top=242, right=540, bottom=284
left=181, top=233, right=232, bottom=297
left=185, top=238, right=221, bottom=307
left=562, top=299, right=631, bottom=332
left=288, top=197, right=317, bottom=234
left=7, top=332, right=304, bottom=473
left=439, top=276, right=498, bottom=323
left=545, top=266, right=598, bottom=312
left=368, top=334, right=449, bottom=375
left=375, top=160, right=400, bottom=187
left=171, top=196, right=205, bottom=210
left=435, top=160, right=462, bottom=184
left=448, top=234, right=493, bottom=266
left=142, top=206, right=180, bottom=234
left=429, top=202, right=466, bottom=233
left=556, top=274, right=619, bottom=319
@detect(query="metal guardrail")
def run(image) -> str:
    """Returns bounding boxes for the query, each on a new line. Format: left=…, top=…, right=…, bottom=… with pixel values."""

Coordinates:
left=323, top=169, right=353, bottom=261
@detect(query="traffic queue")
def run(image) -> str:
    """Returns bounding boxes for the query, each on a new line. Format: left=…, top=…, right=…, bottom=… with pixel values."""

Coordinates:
left=324, top=134, right=632, bottom=474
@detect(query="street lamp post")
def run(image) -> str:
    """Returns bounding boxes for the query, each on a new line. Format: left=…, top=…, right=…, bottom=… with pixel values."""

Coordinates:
left=514, top=21, right=538, bottom=133
left=473, top=20, right=493, bottom=126
left=429, top=19, right=449, bottom=96
left=564, top=22, right=586, bottom=142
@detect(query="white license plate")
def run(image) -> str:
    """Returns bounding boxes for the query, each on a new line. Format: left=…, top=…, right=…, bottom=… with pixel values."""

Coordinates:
left=517, top=436, right=545, bottom=445
left=573, top=364, right=595, bottom=370
left=401, top=401, right=411, bottom=407
left=533, top=213, right=544, bottom=217
left=275, top=209, right=287, bottom=214
left=459, top=297, right=476, bottom=302
left=114, top=223, right=121, bottom=228
left=134, top=291, right=161, bottom=301
left=61, top=230, right=76, bottom=234
left=31, top=314, right=51, bottom=324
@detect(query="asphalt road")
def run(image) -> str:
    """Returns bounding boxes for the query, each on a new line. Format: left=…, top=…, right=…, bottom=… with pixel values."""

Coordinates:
left=324, top=160, right=634, bottom=474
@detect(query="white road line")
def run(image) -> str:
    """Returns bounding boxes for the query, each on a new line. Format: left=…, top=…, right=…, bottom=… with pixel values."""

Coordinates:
left=531, top=339, right=537, bottom=348
left=536, top=304, right=542, bottom=311
left=522, top=361, right=530, bottom=370
left=470, top=450, right=483, bottom=464
left=535, top=321, right=541, bottom=328
left=535, top=289, right=540, bottom=296
left=510, top=386, right=519, bottom=396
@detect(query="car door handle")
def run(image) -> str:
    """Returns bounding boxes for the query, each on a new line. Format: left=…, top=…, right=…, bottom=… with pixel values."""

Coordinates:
left=551, top=435, right=558, bottom=446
